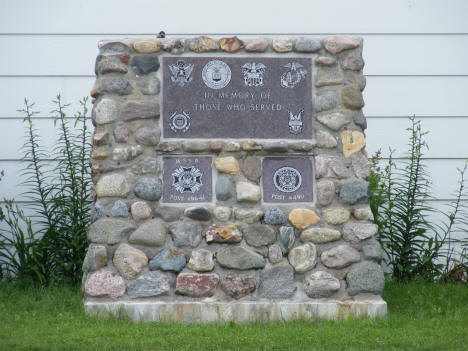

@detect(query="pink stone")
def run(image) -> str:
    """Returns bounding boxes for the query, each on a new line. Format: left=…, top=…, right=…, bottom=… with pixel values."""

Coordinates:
left=245, top=38, right=269, bottom=52
left=220, top=274, right=256, bottom=299
left=175, top=273, right=219, bottom=297
left=85, top=269, right=126, bottom=298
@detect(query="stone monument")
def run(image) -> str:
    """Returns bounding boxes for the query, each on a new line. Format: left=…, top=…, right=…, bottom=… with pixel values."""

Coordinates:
left=84, top=35, right=386, bottom=322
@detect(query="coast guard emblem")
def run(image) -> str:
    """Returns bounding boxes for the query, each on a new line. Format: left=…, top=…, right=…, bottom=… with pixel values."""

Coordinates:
left=242, top=62, right=266, bottom=87
left=170, top=111, right=191, bottom=133
left=169, top=60, right=194, bottom=87
left=280, top=62, right=307, bottom=88
left=273, top=166, right=302, bottom=193
left=172, top=166, right=203, bottom=193
left=287, top=109, right=304, bottom=134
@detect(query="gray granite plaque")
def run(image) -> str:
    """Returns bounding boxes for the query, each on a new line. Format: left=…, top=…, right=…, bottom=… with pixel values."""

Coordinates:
left=163, top=57, right=312, bottom=139
left=162, top=157, right=212, bottom=203
left=262, top=157, right=313, bottom=203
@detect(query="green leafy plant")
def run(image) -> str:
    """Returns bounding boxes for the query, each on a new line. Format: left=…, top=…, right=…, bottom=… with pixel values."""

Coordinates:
left=370, top=116, right=468, bottom=281
left=0, top=96, right=91, bottom=285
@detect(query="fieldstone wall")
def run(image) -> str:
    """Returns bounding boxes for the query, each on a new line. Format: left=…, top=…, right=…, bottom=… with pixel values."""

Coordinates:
left=84, top=35, right=385, bottom=319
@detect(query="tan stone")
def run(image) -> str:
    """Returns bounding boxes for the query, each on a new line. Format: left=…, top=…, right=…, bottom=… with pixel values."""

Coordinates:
left=219, top=36, right=244, bottom=53
left=242, top=140, right=263, bottom=151
left=214, top=156, right=239, bottom=175
left=131, top=201, right=152, bottom=221
left=91, top=149, right=108, bottom=160
left=113, top=244, right=148, bottom=280
left=300, top=228, right=341, bottom=244
left=322, top=207, right=351, bottom=225
left=96, top=173, right=130, bottom=198
left=272, top=38, right=293, bottom=53
left=189, top=36, right=218, bottom=53
left=133, top=40, right=160, bottom=54
left=288, top=209, right=320, bottom=229
left=323, top=36, right=360, bottom=55
left=341, top=130, right=366, bottom=157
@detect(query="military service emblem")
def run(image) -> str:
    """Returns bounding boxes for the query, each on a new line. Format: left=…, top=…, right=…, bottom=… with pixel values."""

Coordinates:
left=169, top=60, right=194, bottom=87
left=242, top=62, right=266, bottom=87
left=172, top=166, right=203, bottom=193
left=280, top=62, right=308, bottom=88
left=202, top=60, right=231, bottom=89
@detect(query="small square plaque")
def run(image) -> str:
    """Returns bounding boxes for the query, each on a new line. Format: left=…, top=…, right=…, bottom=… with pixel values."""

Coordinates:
left=262, top=157, right=313, bottom=203
left=162, top=157, right=212, bottom=203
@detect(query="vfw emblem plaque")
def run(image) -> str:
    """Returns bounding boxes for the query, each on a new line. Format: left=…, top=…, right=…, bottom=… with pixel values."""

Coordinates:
left=162, top=157, right=212, bottom=203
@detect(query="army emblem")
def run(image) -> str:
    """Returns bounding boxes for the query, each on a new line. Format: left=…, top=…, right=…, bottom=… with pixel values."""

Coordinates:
left=242, top=62, right=266, bottom=87
left=273, top=166, right=302, bottom=193
left=202, top=60, right=231, bottom=89
left=280, top=62, right=308, bottom=88
left=169, top=60, right=194, bottom=87
left=172, top=166, right=203, bottom=193
left=169, top=111, right=191, bottom=133
left=287, top=109, right=304, bottom=134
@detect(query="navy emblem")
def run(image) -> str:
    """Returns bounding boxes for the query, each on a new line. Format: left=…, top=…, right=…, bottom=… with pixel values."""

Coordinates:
left=287, top=109, right=304, bottom=134
left=242, top=62, right=266, bottom=87
left=172, top=166, right=203, bottom=193
left=280, top=62, right=307, bottom=88
left=273, top=166, right=302, bottom=193
left=170, top=111, right=191, bottom=133
left=202, top=60, right=231, bottom=89
left=169, top=60, right=194, bottom=87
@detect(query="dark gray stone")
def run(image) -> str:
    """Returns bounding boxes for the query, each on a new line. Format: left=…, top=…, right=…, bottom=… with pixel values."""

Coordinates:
left=91, top=201, right=106, bottom=222
left=87, top=218, right=135, bottom=245
left=100, top=41, right=130, bottom=54
left=154, top=206, right=183, bottom=222
left=135, top=124, right=161, bottom=146
left=215, top=176, right=234, bottom=201
left=131, top=157, right=160, bottom=175
left=362, top=239, right=383, bottom=262
left=217, top=246, right=266, bottom=270
left=264, top=142, right=288, bottom=153
left=127, top=271, right=171, bottom=298
left=134, top=178, right=162, bottom=201
left=259, top=264, right=296, bottom=299
left=97, top=58, right=128, bottom=74
left=96, top=77, right=132, bottom=95
left=110, top=200, right=128, bottom=217
left=149, top=247, right=186, bottom=272
left=169, top=221, right=202, bottom=247
left=184, top=207, right=212, bottom=221
left=340, top=180, right=369, bottom=204
left=294, top=37, right=321, bottom=53
left=94, top=54, right=103, bottom=75
left=342, top=84, right=364, bottom=110
left=314, top=92, right=337, bottom=112
left=264, top=207, right=287, bottom=225
left=346, top=261, right=385, bottom=295
left=241, top=224, right=277, bottom=247
left=268, top=244, right=283, bottom=264
left=316, top=180, right=335, bottom=206
left=131, top=54, right=160, bottom=74
left=82, top=245, right=107, bottom=272
left=353, top=110, right=367, bottom=130
left=279, top=226, right=295, bottom=253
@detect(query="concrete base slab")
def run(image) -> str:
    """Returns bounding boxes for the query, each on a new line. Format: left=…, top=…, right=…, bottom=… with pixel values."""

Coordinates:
left=84, top=297, right=387, bottom=323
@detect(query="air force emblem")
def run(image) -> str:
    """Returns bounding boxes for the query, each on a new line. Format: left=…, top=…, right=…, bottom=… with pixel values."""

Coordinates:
left=288, top=109, right=304, bottom=135
left=242, top=62, right=266, bottom=87
left=280, top=62, right=307, bottom=88
left=169, top=60, right=194, bottom=87
left=172, top=166, right=203, bottom=193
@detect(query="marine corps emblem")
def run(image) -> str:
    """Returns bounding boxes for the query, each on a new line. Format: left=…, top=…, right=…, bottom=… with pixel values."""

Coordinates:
left=172, top=166, right=203, bottom=193
left=280, top=62, right=307, bottom=88
left=287, top=109, right=304, bottom=134
left=273, top=166, right=302, bottom=193
left=169, top=111, right=191, bottom=133
left=169, top=60, right=194, bottom=87
left=242, top=62, right=266, bottom=87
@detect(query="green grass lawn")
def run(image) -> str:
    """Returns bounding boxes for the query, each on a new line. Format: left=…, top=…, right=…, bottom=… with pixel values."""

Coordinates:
left=0, top=281, right=466, bottom=351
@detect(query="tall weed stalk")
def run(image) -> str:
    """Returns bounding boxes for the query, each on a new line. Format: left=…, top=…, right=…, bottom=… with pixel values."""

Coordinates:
left=0, top=96, right=91, bottom=285
left=370, top=116, right=468, bottom=281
